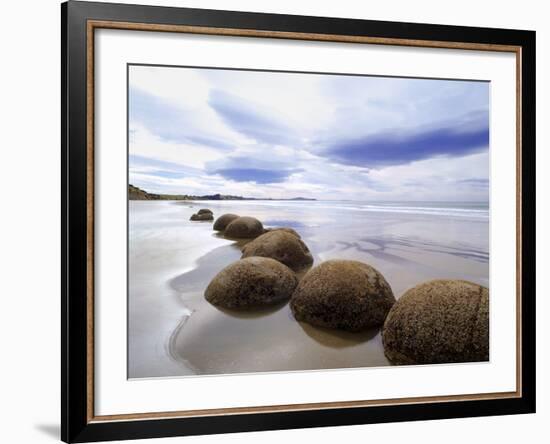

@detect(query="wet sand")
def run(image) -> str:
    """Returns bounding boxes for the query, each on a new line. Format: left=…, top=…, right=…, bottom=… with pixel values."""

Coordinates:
left=128, top=200, right=489, bottom=378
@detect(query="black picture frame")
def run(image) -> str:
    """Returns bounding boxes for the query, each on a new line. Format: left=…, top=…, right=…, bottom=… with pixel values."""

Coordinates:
left=61, top=1, right=536, bottom=442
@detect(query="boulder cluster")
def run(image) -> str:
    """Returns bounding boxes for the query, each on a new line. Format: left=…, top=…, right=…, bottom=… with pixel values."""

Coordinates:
left=204, top=212, right=312, bottom=309
left=197, top=210, right=489, bottom=365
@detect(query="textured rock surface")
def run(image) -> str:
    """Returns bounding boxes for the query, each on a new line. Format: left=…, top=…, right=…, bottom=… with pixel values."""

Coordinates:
left=241, top=230, right=313, bottom=271
left=213, top=213, right=240, bottom=231
left=190, top=213, right=213, bottom=221
left=382, top=279, right=489, bottom=365
left=224, top=216, right=264, bottom=239
left=205, top=257, right=298, bottom=309
left=264, top=227, right=301, bottom=238
left=290, top=260, right=395, bottom=332
left=197, top=208, right=213, bottom=215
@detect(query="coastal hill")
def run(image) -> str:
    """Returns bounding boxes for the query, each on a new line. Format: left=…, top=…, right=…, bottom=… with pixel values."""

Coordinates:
left=128, top=184, right=316, bottom=201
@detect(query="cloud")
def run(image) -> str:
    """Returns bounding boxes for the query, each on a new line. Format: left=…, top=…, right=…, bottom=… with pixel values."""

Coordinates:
left=130, top=154, right=198, bottom=171
left=362, top=151, right=490, bottom=201
left=324, top=113, right=488, bottom=168
left=457, top=178, right=489, bottom=187
left=213, top=168, right=300, bottom=184
left=129, top=124, right=226, bottom=170
left=129, top=88, right=237, bottom=150
left=208, top=89, right=297, bottom=145
left=206, top=155, right=301, bottom=184
left=128, top=65, right=490, bottom=201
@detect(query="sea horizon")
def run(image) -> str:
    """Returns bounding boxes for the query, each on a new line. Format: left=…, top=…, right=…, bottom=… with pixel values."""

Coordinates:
left=172, top=199, right=489, bottom=220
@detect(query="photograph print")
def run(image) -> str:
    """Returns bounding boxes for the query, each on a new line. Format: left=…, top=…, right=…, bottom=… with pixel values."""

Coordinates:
left=128, top=64, right=490, bottom=379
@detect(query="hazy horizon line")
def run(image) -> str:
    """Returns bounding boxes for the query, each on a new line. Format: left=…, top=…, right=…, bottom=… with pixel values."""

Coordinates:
left=130, top=184, right=489, bottom=204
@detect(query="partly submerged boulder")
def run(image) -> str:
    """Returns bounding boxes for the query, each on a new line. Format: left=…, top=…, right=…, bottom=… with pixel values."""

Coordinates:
left=241, top=230, right=313, bottom=271
left=224, top=216, right=264, bottom=239
left=213, top=213, right=240, bottom=231
left=197, top=208, right=213, bottom=215
left=205, top=257, right=298, bottom=309
left=382, top=279, right=489, bottom=365
left=190, top=212, right=213, bottom=221
left=290, top=260, right=395, bottom=332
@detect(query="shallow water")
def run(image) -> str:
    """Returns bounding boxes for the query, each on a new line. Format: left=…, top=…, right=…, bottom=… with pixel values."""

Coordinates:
left=128, top=200, right=489, bottom=378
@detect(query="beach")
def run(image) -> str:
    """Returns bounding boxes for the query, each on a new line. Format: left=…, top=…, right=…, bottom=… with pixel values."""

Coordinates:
left=128, top=200, right=489, bottom=378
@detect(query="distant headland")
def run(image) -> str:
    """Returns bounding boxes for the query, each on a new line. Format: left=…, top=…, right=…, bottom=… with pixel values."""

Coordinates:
left=128, top=184, right=316, bottom=201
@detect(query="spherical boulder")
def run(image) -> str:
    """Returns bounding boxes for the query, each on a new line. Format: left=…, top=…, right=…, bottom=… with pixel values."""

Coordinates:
left=382, top=279, right=489, bottom=365
left=264, top=227, right=301, bottom=238
left=241, top=230, right=313, bottom=271
left=290, top=260, right=395, bottom=332
left=190, top=212, right=213, bottom=221
left=205, top=257, right=298, bottom=309
left=224, top=216, right=264, bottom=239
left=213, top=213, right=240, bottom=231
left=197, top=208, right=213, bottom=215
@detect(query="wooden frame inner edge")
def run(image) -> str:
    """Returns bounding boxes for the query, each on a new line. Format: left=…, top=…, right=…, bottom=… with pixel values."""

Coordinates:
left=85, top=19, right=523, bottom=423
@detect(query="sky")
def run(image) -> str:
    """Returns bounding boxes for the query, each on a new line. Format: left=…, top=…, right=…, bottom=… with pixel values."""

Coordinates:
left=128, top=65, right=489, bottom=201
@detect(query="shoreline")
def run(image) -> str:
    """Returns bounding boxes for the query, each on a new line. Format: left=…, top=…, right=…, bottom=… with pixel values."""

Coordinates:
left=128, top=200, right=489, bottom=378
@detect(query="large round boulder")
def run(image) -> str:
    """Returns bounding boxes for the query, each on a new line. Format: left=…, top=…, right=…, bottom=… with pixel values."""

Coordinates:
left=213, top=213, right=240, bottom=231
left=241, top=230, right=313, bottom=271
left=224, top=216, right=264, bottom=239
left=382, top=279, right=489, bottom=365
left=197, top=208, right=213, bottom=215
left=264, top=227, right=301, bottom=238
left=290, top=260, right=395, bottom=332
left=205, top=257, right=298, bottom=309
left=190, top=212, right=213, bottom=221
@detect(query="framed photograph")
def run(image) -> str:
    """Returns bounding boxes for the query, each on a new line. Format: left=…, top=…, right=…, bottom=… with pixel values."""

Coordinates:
left=61, top=1, right=536, bottom=442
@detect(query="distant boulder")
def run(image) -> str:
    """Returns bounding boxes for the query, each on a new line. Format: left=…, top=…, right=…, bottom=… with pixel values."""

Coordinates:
left=224, top=216, right=264, bottom=239
left=290, top=260, right=395, bottom=332
left=213, top=213, right=240, bottom=231
left=241, top=230, right=313, bottom=271
left=382, top=279, right=489, bottom=365
left=190, top=213, right=213, bottom=221
left=197, top=208, right=213, bottom=215
left=205, top=257, right=298, bottom=309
